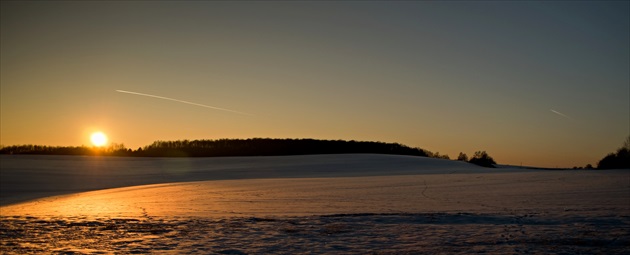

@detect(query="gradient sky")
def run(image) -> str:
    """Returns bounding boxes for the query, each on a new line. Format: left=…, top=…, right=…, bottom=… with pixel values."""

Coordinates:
left=1, top=1, right=628, bottom=168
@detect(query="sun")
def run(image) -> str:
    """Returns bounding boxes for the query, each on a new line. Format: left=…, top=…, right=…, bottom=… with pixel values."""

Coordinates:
left=90, top=132, right=108, bottom=147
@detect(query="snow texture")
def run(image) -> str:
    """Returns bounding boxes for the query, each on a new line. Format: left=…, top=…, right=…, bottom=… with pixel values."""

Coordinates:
left=1, top=154, right=628, bottom=254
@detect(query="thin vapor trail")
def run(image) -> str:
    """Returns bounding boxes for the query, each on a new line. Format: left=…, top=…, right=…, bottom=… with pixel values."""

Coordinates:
left=116, top=90, right=252, bottom=116
left=550, top=109, right=572, bottom=120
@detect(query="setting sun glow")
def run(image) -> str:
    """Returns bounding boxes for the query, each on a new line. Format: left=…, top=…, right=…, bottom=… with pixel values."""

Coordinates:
left=90, top=132, right=108, bottom=147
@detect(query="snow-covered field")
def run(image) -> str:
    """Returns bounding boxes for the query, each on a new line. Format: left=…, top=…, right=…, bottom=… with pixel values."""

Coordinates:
left=1, top=154, right=629, bottom=254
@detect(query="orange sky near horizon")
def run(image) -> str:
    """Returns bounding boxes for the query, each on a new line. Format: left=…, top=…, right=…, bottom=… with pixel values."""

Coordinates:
left=1, top=1, right=628, bottom=168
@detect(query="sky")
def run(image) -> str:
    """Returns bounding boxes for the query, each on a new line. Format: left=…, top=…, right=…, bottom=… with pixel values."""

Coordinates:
left=1, top=1, right=628, bottom=168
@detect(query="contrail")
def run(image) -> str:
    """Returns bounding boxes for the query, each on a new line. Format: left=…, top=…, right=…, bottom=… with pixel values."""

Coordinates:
left=116, top=90, right=252, bottom=116
left=550, top=109, right=572, bottom=120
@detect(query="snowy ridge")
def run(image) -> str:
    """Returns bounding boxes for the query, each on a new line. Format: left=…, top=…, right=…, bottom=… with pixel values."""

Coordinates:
left=1, top=154, right=499, bottom=206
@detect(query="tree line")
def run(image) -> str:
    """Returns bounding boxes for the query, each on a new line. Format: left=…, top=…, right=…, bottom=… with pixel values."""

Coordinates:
left=136, top=138, right=430, bottom=157
left=0, top=143, right=130, bottom=156
left=3, top=137, right=627, bottom=169
left=0, top=138, right=429, bottom=158
left=596, top=136, right=630, bottom=169
left=0, top=138, right=499, bottom=167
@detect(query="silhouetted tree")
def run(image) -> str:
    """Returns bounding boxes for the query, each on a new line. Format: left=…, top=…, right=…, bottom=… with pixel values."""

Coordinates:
left=597, top=136, right=630, bottom=169
left=0, top=144, right=94, bottom=155
left=429, top=151, right=450, bottom=160
left=136, top=138, right=431, bottom=158
left=0, top=138, right=440, bottom=159
left=468, top=151, right=497, bottom=168
left=457, top=152, right=468, bottom=161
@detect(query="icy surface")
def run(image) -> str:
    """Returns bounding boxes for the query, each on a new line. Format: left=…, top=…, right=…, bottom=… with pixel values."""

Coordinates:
left=2, top=213, right=628, bottom=254
left=1, top=154, right=629, bottom=254
left=1, top=154, right=491, bottom=206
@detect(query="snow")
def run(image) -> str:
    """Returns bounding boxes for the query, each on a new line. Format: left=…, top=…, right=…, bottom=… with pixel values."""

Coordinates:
left=0, top=154, right=494, bottom=206
left=1, top=154, right=629, bottom=254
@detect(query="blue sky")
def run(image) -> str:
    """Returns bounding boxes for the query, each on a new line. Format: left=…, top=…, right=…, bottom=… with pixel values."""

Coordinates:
left=1, top=1, right=628, bottom=167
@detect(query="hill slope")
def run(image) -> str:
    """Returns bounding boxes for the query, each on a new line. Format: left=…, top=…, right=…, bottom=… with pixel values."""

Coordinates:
left=1, top=154, right=496, bottom=205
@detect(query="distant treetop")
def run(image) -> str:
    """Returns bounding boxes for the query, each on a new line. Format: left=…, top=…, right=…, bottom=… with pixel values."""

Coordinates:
left=137, top=138, right=430, bottom=157
left=0, top=138, right=430, bottom=158
left=597, top=136, right=630, bottom=169
left=468, top=151, right=497, bottom=168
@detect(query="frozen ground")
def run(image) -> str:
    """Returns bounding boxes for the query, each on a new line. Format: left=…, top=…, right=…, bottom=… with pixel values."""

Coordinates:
left=2, top=213, right=628, bottom=254
left=0, top=154, right=491, bottom=206
left=1, top=154, right=629, bottom=254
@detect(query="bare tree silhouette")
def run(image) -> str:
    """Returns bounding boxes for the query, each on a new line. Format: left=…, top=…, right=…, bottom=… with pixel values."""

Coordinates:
left=597, top=136, right=630, bottom=169
left=468, top=151, right=496, bottom=168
